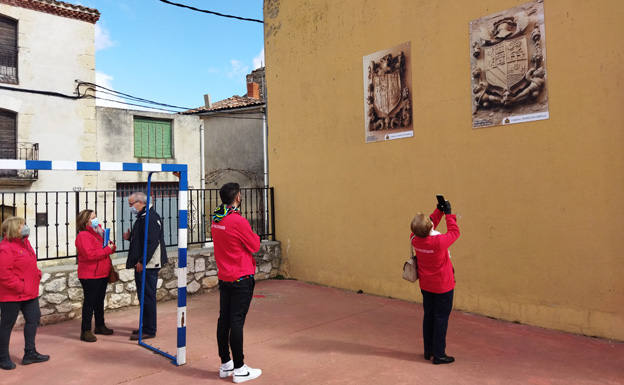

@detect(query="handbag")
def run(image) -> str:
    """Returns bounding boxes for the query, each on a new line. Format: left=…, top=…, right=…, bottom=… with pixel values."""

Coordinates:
left=108, top=262, right=119, bottom=283
left=402, top=235, right=418, bottom=282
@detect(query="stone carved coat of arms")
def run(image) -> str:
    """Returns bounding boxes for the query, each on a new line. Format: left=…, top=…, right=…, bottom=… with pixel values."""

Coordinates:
left=366, top=52, right=412, bottom=131
left=470, top=2, right=547, bottom=117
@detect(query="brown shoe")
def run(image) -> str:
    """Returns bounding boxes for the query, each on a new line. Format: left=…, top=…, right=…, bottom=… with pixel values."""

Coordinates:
left=80, top=330, right=97, bottom=342
left=94, top=325, right=114, bottom=335
left=129, top=333, right=155, bottom=341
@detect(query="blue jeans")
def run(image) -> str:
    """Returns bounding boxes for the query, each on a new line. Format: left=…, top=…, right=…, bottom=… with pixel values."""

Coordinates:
left=135, top=269, right=159, bottom=335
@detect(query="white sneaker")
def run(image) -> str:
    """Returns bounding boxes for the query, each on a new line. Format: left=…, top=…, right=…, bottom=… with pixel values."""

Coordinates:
left=219, top=360, right=234, bottom=378
left=232, top=364, right=262, bottom=383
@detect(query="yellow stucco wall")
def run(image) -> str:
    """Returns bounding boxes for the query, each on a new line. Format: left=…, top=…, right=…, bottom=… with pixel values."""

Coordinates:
left=264, top=0, right=624, bottom=340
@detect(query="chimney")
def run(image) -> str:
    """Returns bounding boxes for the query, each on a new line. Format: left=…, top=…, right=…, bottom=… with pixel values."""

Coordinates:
left=246, top=82, right=260, bottom=99
left=204, top=94, right=211, bottom=108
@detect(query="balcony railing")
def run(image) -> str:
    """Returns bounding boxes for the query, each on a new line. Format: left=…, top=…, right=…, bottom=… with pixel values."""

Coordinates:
left=0, top=142, right=39, bottom=180
left=0, top=47, right=17, bottom=84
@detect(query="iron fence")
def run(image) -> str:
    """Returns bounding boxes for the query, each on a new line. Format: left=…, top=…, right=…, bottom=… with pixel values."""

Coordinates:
left=0, top=142, right=38, bottom=179
left=0, top=187, right=275, bottom=260
left=0, top=47, right=18, bottom=84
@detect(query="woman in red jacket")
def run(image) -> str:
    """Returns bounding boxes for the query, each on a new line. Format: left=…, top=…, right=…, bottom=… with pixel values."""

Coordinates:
left=0, top=217, right=49, bottom=370
left=75, top=209, right=116, bottom=342
left=410, top=198, right=460, bottom=365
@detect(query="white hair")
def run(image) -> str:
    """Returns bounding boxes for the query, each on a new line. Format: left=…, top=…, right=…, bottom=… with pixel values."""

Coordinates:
left=130, top=192, right=147, bottom=204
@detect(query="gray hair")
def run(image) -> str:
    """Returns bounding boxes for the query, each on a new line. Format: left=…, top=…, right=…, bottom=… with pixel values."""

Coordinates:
left=130, top=192, right=147, bottom=204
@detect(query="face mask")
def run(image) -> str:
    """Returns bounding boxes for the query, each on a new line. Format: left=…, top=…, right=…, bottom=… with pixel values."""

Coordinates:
left=130, top=206, right=138, bottom=216
left=21, top=224, right=30, bottom=238
left=91, top=218, right=99, bottom=229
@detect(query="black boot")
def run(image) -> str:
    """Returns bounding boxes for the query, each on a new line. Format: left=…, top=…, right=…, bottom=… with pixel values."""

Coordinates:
left=94, top=325, right=114, bottom=335
left=0, top=357, right=16, bottom=370
left=433, top=354, right=455, bottom=365
left=22, top=349, right=50, bottom=365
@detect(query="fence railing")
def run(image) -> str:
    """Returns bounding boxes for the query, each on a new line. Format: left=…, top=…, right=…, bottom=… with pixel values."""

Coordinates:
left=0, top=187, right=275, bottom=260
left=0, top=142, right=39, bottom=179
left=0, top=46, right=18, bottom=84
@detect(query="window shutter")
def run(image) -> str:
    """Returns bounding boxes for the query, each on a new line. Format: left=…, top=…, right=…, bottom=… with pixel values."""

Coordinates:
left=162, top=122, right=172, bottom=157
left=0, top=16, right=17, bottom=48
left=133, top=117, right=172, bottom=158
left=0, top=109, right=16, bottom=159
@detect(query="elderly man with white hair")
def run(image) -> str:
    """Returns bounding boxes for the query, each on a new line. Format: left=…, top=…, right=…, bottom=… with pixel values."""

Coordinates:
left=123, top=192, right=168, bottom=340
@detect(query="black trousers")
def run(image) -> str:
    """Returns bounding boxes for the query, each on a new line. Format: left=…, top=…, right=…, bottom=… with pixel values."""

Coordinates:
left=217, top=277, right=255, bottom=369
left=421, top=289, right=454, bottom=358
left=0, top=298, right=41, bottom=359
left=80, top=277, right=109, bottom=332
left=135, top=269, right=159, bottom=335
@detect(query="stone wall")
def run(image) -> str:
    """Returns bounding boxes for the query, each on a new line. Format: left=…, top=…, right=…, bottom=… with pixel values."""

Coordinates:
left=32, top=241, right=280, bottom=326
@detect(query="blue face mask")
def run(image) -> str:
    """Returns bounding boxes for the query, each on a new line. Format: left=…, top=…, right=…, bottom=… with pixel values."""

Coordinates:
left=91, top=218, right=99, bottom=229
left=130, top=206, right=138, bottom=216
left=21, top=224, right=30, bottom=238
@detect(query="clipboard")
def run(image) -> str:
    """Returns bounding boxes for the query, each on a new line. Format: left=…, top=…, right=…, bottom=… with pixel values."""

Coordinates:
left=103, top=228, right=110, bottom=248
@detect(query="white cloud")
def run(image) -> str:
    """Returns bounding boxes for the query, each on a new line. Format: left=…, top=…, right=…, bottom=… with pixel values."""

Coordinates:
left=252, top=48, right=265, bottom=69
left=227, top=59, right=250, bottom=80
left=95, top=24, right=115, bottom=51
left=94, top=71, right=126, bottom=108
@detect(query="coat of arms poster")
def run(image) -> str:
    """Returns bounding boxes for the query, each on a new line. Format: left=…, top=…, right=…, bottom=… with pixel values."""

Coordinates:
left=363, top=42, right=413, bottom=143
left=470, top=0, right=549, bottom=128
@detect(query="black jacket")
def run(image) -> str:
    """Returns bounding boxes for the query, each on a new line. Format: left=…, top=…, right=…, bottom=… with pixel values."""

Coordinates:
left=126, top=206, right=168, bottom=269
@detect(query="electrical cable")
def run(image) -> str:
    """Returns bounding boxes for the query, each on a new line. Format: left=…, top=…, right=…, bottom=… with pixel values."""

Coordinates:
left=78, top=81, right=192, bottom=110
left=1, top=82, right=265, bottom=116
left=83, top=94, right=183, bottom=113
left=158, top=0, right=263, bottom=23
left=0, top=84, right=83, bottom=99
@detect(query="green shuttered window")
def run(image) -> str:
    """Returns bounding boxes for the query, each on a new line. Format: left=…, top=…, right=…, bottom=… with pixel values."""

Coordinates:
left=133, top=117, right=173, bottom=158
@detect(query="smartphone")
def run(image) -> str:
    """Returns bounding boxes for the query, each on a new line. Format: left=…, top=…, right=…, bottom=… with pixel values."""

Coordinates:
left=436, top=195, right=446, bottom=206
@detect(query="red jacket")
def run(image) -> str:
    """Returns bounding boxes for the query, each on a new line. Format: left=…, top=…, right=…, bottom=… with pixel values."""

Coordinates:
left=411, top=208, right=460, bottom=294
left=212, top=211, right=261, bottom=281
left=0, top=237, right=42, bottom=302
left=76, top=226, right=113, bottom=279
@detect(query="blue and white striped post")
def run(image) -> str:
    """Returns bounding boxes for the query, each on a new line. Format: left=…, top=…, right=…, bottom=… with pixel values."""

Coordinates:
left=0, top=159, right=189, bottom=366
left=174, top=167, right=188, bottom=366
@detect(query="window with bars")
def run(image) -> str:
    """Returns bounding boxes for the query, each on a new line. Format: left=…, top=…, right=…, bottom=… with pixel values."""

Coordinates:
left=0, top=15, right=18, bottom=84
left=133, top=117, right=173, bottom=158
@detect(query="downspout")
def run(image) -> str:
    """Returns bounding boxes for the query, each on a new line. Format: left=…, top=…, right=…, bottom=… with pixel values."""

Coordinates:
left=199, top=119, right=208, bottom=246
left=262, top=105, right=269, bottom=236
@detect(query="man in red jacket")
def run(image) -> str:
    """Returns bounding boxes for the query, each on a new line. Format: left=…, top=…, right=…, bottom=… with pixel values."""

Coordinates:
left=212, top=183, right=262, bottom=383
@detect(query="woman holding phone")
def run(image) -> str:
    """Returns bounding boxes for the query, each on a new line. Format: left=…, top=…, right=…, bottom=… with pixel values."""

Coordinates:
left=410, top=197, right=460, bottom=365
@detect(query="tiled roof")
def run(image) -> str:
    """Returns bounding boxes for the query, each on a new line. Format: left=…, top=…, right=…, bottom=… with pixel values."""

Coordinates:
left=0, top=0, right=100, bottom=24
left=186, top=95, right=264, bottom=114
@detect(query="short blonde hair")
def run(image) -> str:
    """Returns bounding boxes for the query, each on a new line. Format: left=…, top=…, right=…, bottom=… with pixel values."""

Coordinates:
left=410, top=213, right=432, bottom=238
left=2, top=216, right=25, bottom=240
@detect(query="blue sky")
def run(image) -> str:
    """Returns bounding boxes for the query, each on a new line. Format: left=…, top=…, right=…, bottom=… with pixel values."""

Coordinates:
left=78, top=0, right=264, bottom=111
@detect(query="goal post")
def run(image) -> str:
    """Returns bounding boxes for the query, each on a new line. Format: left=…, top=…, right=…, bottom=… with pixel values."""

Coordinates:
left=0, top=159, right=188, bottom=366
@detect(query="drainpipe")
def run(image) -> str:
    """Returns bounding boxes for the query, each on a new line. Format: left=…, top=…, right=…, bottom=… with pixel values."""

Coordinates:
left=262, top=106, right=269, bottom=236
left=199, top=120, right=209, bottom=247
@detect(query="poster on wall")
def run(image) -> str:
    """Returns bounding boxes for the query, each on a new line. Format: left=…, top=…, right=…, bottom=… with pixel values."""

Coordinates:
left=469, top=0, right=549, bottom=128
left=363, top=41, right=413, bottom=143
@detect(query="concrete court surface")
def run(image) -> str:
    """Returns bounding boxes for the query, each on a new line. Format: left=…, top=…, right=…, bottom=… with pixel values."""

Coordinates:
left=1, top=280, right=622, bottom=385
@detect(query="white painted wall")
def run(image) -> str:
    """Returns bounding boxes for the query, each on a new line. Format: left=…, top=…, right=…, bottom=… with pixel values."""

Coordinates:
left=0, top=4, right=97, bottom=191
left=95, top=107, right=202, bottom=190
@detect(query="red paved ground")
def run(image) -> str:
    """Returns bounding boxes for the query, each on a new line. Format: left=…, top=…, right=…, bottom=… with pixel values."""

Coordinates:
left=2, top=280, right=622, bottom=385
